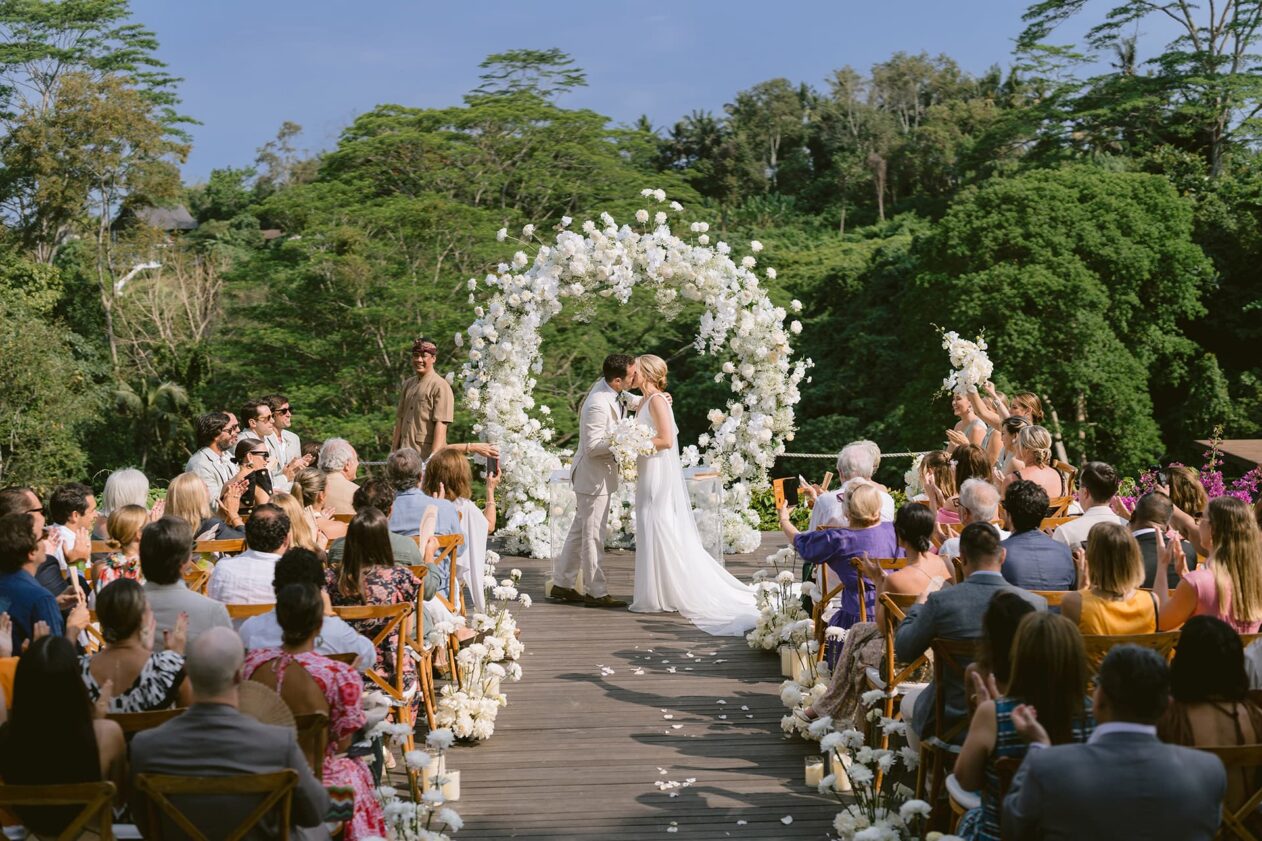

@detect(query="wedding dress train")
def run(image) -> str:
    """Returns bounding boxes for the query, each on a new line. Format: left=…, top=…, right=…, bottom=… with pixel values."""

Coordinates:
left=629, top=393, right=758, bottom=636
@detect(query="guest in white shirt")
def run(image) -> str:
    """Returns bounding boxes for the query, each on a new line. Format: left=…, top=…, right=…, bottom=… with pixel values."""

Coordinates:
left=48, top=482, right=96, bottom=572
left=264, top=393, right=311, bottom=491
left=237, top=399, right=292, bottom=493
left=238, top=547, right=376, bottom=671
left=806, top=440, right=896, bottom=530
left=1052, top=461, right=1126, bottom=551
left=939, top=479, right=1010, bottom=561
left=208, top=503, right=290, bottom=606
left=184, top=412, right=239, bottom=503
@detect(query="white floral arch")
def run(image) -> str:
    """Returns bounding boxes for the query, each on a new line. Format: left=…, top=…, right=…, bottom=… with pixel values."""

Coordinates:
left=458, top=190, right=812, bottom=558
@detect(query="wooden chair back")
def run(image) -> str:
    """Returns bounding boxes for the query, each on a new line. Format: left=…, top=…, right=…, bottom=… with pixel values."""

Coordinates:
left=84, top=609, right=107, bottom=653
left=135, top=770, right=297, bottom=841
left=0, top=781, right=116, bottom=841
left=812, top=561, right=845, bottom=654
left=331, top=513, right=353, bottom=523
left=225, top=603, right=274, bottom=621
left=325, top=651, right=359, bottom=666
left=951, top=557, right=965, bottom=585
left=1052, top=460, right=1078, bottom=494
left=1046, top=496, right=1074, bottom=518
left=182, top=566, right=210, bottom=595
left=247, top=656, right=331, bottom=774
left=853, top=558, right=905, bottom=623
left=293, top=712, right=331, bottom=776
left=332, top=603, right=412, bottom=701
left=929, top=637, right=978, bottom=747
left=1031, top=589, right=1070, bottom=607
left=89, top=540, right=113, bottom=555
left=877, top=592, right=930, bottom=699
left=193, top=538, right=246, bottom=555
left=1039, top=516, right=1076, bottom=533
left=107, top=707, right=185, bottom=737
left=1082, top=631, right=1181, bottom=673
left=1196, top=744, right=1262, bottom=841
left=431, top=533, right=465, bottom=615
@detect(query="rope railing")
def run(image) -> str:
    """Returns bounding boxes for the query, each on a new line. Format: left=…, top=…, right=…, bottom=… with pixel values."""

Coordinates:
left=364, top=450, right=933, bottom=467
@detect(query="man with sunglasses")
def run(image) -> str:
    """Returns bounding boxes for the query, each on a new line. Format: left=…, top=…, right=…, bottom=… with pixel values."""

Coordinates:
left=392, top=337, right=497, bottom=463
left=238, top=398, right=292, bottom=493
left=263, top=393, right=310, bottom=486
left=185, top=411, right=240, bottom=502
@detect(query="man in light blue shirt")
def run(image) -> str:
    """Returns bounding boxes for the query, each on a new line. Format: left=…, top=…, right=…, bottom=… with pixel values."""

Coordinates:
left=384, top=447, right=461, bottom=540
left=238, top=548, right=376, bottom=672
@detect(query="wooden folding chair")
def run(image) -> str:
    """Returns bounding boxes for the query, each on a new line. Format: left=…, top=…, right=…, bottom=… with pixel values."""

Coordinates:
left=917, top=637, right=977, bottom=829
left=951, top=557, right=966, bottom=585
left=1082, top=630, right=1181, bottom=674
left=811, top=560, right=845, bottom=658
left=332, top=602, right=420, bottom=798
left=85, top=609, right=107, bottom=653
left=0, top=781, right=116, bottom=841
left=135, top=770, right=297, bottom=841
left=108, top=707, right=186, bottom=738
left=182, top=566, right=210, bottom=595
left=1039, top=516, right=1076, bottom=533
left=325, top=652, right=359, bottom=666
left=853, top=558, right=906, bottom=623
left=1031, top=589, right=1070, bottom=608
left=405, top=565, right=438, bottom=730
left=1046, top=496, right=1074, bottom=518
left=226, top=603, right=274, bottom=621
left=1197, top=744, right=1262, bottom=841
left=331, top=513, right=353, bottom=523
left=89, top=539, right=112, bottom=555
left=1052, top=460, right=1078, bottom=495
left=866, top=592, right=930, bottom=789
left=293, top=712, right=331, bottom=776
left=194, top=538, right=245, bottom=556
left=427, top=534, right=466, bottom=677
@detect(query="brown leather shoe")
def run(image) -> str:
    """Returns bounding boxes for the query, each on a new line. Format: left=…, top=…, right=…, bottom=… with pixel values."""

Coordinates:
left=583, top=594, right=629, bottom=608
left=548, top=585, right=583, bottom=603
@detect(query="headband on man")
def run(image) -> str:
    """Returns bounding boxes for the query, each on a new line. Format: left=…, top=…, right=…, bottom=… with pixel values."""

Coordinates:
left=411, top=337, right=438, bottom=354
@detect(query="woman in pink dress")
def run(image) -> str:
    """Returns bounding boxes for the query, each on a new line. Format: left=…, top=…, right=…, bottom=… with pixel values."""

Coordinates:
left=1157, top=496, right=1262, bottom=634
left=243, top=582, right=385, bottom=840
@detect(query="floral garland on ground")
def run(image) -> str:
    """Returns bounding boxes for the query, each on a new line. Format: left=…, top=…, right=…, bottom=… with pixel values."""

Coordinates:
left=430, top=551, right=529, bottom=742
left=460, top=190, right=811, bottom=557
left=368, top=727, right=463, bottom=841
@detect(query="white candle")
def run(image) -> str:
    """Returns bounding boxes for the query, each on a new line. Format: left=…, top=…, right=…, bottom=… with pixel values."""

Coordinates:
left=440, top=769, right=461, bottom=801
left=420, top=753, right=446, bottom=789
left=804, top=755, right=824, bottom=787
left=790, top=650, right=808, bottom=684
left=779, top=645, right=794, bottom=677
left=829, top=750, right=853, bottom=792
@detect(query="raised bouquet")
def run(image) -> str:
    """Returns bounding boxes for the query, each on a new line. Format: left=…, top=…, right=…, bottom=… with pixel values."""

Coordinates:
left=608, top=417, right=655, bottom=482
left=939, top=328, right=992, bottom=396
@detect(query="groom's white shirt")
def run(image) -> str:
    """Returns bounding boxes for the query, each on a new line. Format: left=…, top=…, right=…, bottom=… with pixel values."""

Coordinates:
left=571, top=378, right=622, bottom=496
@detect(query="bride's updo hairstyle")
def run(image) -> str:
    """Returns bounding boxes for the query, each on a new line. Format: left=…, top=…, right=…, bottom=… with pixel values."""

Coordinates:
left=636, top=354, right=668, bottom=390
left=1017, top=425, right=1053, bottom=467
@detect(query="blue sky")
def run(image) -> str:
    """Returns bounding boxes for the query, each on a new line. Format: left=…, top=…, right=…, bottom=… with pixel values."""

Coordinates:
left=133, top=1, right=1090, bottom=182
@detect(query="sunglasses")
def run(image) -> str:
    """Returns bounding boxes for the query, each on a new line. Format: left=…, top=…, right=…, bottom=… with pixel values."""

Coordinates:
left=278, top=406, right=293, bottom=415
left=250, top=450, right=268, bottom=457
left=224, top=425, right=240, bottom=433
left=256, top=415, right=273, bottom=423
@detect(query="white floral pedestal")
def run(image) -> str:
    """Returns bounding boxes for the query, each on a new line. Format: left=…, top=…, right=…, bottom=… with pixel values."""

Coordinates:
left=545, top=466, right=724, bottom=562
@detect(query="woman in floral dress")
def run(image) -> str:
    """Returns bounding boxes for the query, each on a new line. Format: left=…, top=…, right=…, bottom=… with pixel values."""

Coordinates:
left=94, top=505, right=148, bottom=593
left=243, top=582, right=385, bottom=840
left=326, top=507, right=421, bottom=698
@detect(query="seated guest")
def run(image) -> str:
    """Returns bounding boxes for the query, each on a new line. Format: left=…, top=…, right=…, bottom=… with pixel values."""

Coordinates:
left=129, top=627, right=330, bottom=840
left=239, top=548, right=376, bottom=671
left=385, top=446, right=460, bottom=539
left=895, top=523, right=1046, bottom=745
left=208, top=504, right=291, bottom=606
left=327, top=508, right=422, bottom=699
left=916, top=450, right=956, bottom=508
left=0, top=636, right=126, bottom=835
left=82, top=579, right=190, bottom=712
left=1001, top=425, right=1064, bottom=501
left=955, top=613, right=1094, bottom=841
left=263, top=393, right=308, bottom=490
left=243, top=583, right=386, bottom=840
left=423, top=447, right=500, bottom=612
left=94, top=467, right=151, bottom=539
left=927, top=445, right=990, bottom=524
left=141, top=516, right=231, bottom=653
left=1002, top=646, right=1226, bottom=841
left=1051, top=461, right=1126, bottom=551
left=993, top=415, right=1030, bottom=476
left=1159, top=616, right=1262, bottom=828
left=272, top=491, right=326, bottom=553
left=94, top=503, right=147, bottom=592
left=238, top=397, right=291, bottom=493
left=185, top=410, right=240, bottom=502
left=804, top=440, right=896, bottom=529
left=166, top=471, right=245, bottom=540
left=293, top=467, right=347, bottom=544
left=328, top=479, right=425, bottom=567
left=0, top=512, right=64, bottom=649
left=231, top=438, right=274, bottom=519
left=947, top=391, right=990, bottom=450
left=1061, top=523, right=1158, bottom=635
left=0, top=486, right=86, bottom=607
left=1000, top=480, right=1075, bottom=590
left=1129, top=492, right=1197, bottom=590
left=938, top=479, right=1009, bottom=563
left=1169, top=464, right=1210, bottom=553
left=318, top=438, right=360, bottom=516
left=48, top=481, right=96, bottom=575
left=779, top=483, right=902, bottom=638
left=962, top=592, right=1037, bottom=712
left=1157, top=496, right=1262, bottom=633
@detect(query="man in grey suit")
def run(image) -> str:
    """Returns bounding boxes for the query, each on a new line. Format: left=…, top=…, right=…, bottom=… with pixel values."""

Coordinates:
left=1003, top=645, right=1226, bottom=840
left=140, top=516, right=231, bottom=653
left=895, top=522, right=1046, bottom=743
left=551, top=354, right=642, bottom=608
left=130, top=627, right=330, bottom=840
left=1131, top=492, right=1198, bottom=590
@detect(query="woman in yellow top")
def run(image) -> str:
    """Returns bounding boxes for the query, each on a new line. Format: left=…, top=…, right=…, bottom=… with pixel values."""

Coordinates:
left=1060, top=522, right=1158, bottom=634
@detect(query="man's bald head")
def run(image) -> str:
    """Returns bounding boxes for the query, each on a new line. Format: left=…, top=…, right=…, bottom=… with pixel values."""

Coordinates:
left=186, top=626, right=245, bottom=700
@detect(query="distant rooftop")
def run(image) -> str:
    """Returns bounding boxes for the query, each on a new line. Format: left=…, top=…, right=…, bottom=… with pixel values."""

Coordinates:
left=1195, top=439, right=1262, bottom=467
left=125, top=205, right=198, bottom=231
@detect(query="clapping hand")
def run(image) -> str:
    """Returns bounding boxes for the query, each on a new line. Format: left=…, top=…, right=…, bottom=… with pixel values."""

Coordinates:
left=1156, top=529, right=1189, bottom=579
left=65, top=592, right=89, bottom=640
left=970, top=669, right=1003, bottom=706
left=162, top=612, right=189, bottom=655
left=945, top=429, right=969, bottom=448
left=148, top=498, right=166, bottom=523
left=1072, top=547, right=1088, bottom=589
left=857, top=552, right=884, bottom=584
left=1011, top=703, right=1050, bottom=746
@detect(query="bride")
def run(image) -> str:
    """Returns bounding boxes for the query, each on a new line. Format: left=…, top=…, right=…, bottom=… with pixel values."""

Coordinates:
left=629, top=354, right=758, bottom=636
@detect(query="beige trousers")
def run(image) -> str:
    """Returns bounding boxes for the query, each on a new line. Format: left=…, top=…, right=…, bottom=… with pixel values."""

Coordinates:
left=554, top=490, right=612, bottom=597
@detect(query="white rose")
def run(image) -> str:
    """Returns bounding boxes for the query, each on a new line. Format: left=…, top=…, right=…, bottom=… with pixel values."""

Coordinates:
left=522, top=224, right=535, bottom=237
left=750, top=240, right=763, bottom=252
left=635, top=209, right=649, bottom=224
left=496, top=228, right=507, bottom=242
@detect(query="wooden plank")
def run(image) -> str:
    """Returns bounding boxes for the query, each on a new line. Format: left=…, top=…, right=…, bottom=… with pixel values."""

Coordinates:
left=389, top=532, right=845, bottom=837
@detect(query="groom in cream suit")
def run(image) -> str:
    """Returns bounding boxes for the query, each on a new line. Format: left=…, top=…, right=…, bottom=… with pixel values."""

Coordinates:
left=551, top=354, right=640, bottom=608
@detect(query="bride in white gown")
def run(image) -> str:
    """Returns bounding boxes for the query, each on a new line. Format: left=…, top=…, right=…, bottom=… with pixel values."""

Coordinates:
left=628, top=354, right=758, bottom=636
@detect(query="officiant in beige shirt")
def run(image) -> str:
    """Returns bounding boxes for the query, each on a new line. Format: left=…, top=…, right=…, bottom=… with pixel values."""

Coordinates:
left=392, top=337, right=455, bottom=461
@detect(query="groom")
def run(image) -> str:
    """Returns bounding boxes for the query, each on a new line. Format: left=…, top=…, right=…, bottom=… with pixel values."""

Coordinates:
left=550, top=353, right=641, bottom=608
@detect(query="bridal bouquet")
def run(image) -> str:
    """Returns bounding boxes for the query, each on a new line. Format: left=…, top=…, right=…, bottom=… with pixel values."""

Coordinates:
left=939, top=328, right=992, bottom=396
left=609, top=418, right=655, bottom=482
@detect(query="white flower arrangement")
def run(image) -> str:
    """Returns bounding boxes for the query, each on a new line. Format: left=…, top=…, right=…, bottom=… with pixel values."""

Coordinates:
left=460, top=193, right=811, bottom=556
left=367, top=727, right=463, bottom=840
left=903, top=453, right=926, bottom=499
left=746, top=547, right=808, bottom=651
left=939, top=328, right=992, bottom=396
left=608, top=418, right=655, bottom=482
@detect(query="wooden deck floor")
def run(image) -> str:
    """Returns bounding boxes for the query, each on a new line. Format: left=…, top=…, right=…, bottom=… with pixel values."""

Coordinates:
left=398, top=533, right=840, bottom=839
